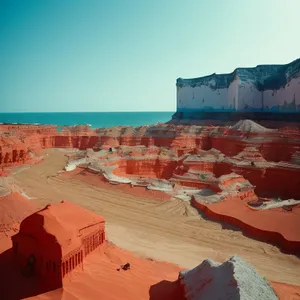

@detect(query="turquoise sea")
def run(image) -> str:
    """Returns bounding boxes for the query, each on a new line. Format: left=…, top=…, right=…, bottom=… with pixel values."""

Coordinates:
left=0, top=112, right=174, bottom=129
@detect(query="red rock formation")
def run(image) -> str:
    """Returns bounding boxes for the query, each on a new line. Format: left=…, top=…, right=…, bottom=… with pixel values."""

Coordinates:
left=233, top=146, right=266, bottom=162
left=214, top=163, right=300, bottom=199
left=191, top=197, right=300, bottom=254
left=98, top=136, right=120, bottom=148
left=210, top=135, right=300, bottom=162
left=174, top=147, right=300, bottom=199
left=1, top=123, right=300, bottom=199
left=50, top=135, right=99, bottom=149
left=1, top=123, right=299, bottom=160
left=0, top=137, right=30, bottom=168
left=0, top=124, right=57, bottom=136
left=217, top=173, right=253, bottom=192
left=113, top=158, right=178, bottom=179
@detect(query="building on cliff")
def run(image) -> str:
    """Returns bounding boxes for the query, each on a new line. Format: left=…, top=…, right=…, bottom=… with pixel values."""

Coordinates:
left=175, top=58, right=300, bottom=120
left=11, top=201, right=105, bottom=287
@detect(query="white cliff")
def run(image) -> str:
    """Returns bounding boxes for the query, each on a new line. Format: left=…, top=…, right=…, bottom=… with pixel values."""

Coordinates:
left=176, top=58, right=300, bottom=113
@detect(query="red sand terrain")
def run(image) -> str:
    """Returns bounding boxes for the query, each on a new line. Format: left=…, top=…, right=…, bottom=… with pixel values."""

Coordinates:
left=1, top=123, right=300, bottom=298
left=25, top=245, right=300, bottom=300
left=0, top=193, right=37, bottom=246
left=192, top=197, right=300, bottom=253
left=70, top=166, right=300, bottom=254
left=62, top=168, right=171, bottom=201
left=35, top=242, right=182, bottom=300
left=0, top=238, right=182, bottom=300
left=0, top=194, right=299, bottom=300
left=2, top=244, right=299, bottom=300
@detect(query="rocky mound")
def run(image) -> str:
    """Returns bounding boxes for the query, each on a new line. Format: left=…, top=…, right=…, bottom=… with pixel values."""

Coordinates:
left=231, top=120, right=274, bottom=133
left=178, top=255, right=277, bottom=300
left=0, top=192, right=37, bottom=234
left=233, top=146, right=266, bottom=162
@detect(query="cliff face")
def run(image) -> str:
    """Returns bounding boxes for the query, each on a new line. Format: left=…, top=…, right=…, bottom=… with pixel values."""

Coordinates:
left=113, top=159, right=178, bottom=179
left=0, top=137, right=36, bottom=168
left=177, top=58, right=300, bottom=113
left=1, top=123, right=300, bottom=199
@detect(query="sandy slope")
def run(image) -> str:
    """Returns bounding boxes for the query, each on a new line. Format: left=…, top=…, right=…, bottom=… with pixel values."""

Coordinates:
left=12, top=149, right=300, bottom=286
left=26, top=243, right=300, bottom=300
left=8, top=242, right=182, bottom=300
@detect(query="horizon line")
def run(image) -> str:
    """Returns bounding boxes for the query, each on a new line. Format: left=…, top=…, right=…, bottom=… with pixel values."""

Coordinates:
left=1, top=111, right=176, bottom=114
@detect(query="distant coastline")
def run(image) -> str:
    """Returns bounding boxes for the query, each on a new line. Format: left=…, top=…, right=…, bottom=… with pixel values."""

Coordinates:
left=0, top=112, right=174, bottom=129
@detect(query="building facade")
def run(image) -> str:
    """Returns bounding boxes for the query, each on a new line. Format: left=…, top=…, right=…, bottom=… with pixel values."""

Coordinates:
left=12, top=201, right=105, bottom=288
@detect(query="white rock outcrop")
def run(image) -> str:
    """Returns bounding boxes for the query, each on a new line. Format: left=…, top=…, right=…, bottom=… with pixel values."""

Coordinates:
left=178, top=255, right=277, bottom=300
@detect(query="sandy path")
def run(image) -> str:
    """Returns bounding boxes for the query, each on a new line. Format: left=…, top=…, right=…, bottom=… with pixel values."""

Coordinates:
left=13, top=149, right=300, bottom=286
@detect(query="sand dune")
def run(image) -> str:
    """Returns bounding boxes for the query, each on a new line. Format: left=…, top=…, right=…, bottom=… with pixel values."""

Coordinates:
left=12, top=149, right=300, bottom=287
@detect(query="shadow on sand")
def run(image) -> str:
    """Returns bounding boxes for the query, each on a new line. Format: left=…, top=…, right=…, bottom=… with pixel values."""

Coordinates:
left=149, top=279, right=183, bottom=300
left=0, top=248, right=62, bottom=300
left=1, top=247, right=184, bottom=300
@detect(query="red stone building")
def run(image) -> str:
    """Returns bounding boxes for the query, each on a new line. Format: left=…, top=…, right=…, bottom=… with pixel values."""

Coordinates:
left=11, top=201, right=105, bottom=287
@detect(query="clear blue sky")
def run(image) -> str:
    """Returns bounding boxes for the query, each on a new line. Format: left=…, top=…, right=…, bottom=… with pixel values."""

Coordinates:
left=1, top=0, right=299, bottom=112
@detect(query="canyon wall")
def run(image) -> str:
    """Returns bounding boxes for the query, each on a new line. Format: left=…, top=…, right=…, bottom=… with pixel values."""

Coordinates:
left=177, top=58, right=300, bottom=113
left=213, top=163, right=300, bottom=199
left=1, top=124, right=300, bottom=199
left=209, top=137, right=300, bottom=162
left=112, top=159, right=178, bottom=179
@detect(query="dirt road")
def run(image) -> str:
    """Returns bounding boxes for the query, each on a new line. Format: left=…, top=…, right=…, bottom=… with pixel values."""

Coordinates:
left=13, top=149, right=300, bottom=286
